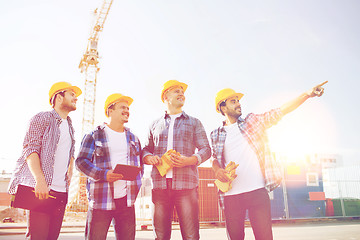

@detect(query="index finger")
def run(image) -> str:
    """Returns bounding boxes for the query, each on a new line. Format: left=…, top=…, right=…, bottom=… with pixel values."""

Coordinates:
left=112, top=172, right=123, bottom=177
left=44, top=192, right=49, bottom=199
left=318, top=81, right=328, bottom=87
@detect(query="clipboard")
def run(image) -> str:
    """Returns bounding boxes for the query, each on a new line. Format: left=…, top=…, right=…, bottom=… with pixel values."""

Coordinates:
left=113, top=164, right=142, bottom=181
left=10, top=184, right=58, bottom=213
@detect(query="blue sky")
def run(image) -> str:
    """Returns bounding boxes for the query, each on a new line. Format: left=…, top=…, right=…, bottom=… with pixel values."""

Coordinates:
left=0, top=0, right=359, bottom=171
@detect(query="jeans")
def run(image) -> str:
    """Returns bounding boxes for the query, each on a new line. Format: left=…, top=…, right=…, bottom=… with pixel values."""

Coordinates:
left=26, top=190, right=68, bottom=240
left=152, top=179, right=199, bottom=240
left=224, top=188, right=273, bottom=240
left=85, top=196, right=135, bottom=240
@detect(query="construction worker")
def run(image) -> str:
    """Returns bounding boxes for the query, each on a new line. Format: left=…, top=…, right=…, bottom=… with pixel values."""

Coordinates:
left=8, top=82, right=82, bottom=240
left=143, top=80, right=211, bottom=240
left=210, top=81, right=327, bottom=240
left=76, top=93, right=143, bottom=240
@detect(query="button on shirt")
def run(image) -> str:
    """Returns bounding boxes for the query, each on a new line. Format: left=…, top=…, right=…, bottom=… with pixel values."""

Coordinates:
left=50, top=119, right=72, bottom=192
left=105, top=125, right=128, bottom=199
left=142, top=111, right=211, bottom=190
left=166, top=113, right=182, bottom=178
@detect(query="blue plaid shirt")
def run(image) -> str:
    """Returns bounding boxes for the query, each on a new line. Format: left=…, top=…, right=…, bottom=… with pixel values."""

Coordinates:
left=75, top=124, right=143, bottom=210
left=143, top=111, right=211, bottom=190
left=211, top=109, right=283, bottom=206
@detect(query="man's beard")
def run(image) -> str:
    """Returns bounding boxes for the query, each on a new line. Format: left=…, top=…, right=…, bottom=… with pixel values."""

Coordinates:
left=62, top=101, right=76, bottom=112
left=229, top=108, right=242, bottom=119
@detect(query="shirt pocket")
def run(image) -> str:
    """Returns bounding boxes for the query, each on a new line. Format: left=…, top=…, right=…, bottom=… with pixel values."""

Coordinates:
left=175, top=122, right=195, bottom=150
left=130, top=140, right=140, bottom=156
left=94, top=140, right=105, bottom=157
left=152, top=124, right=168, bottom=146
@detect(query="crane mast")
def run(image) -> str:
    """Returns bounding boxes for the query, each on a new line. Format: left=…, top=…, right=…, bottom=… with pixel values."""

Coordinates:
left=68, top=0, right=114, bottom=212
left=79, top=0, right=113, bottom=135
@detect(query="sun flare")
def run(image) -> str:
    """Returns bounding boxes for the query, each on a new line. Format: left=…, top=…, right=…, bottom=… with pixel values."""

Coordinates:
left=267, top=102, right=336, bottom=163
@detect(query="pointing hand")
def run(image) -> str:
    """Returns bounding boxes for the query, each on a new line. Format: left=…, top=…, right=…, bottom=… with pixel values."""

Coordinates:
left=307, top=81, right=328, bottom=97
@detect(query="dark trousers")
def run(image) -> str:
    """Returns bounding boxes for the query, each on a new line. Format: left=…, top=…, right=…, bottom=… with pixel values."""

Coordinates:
left=26, top=190, right=68, bottom=240
left=152, top=179, right=199, bottom=240
left=224, top=188, right=273, bottom=240
left=85, top=196, right=135, bottom=240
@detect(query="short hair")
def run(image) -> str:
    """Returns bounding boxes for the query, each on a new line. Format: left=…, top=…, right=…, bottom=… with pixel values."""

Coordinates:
left=107, top=103, right=116, bottom=116
left=219, top=100, right=227, bottom=116
left=108, top=104, right=116, bottom=111
left=51, top=91, right=66, bottom=108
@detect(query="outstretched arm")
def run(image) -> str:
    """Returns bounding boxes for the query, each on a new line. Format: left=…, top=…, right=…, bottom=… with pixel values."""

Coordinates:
left=280, top=81, right=327, bottom=116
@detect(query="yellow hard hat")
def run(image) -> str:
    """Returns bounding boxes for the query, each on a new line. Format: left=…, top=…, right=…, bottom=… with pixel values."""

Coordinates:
left=215, top=88, right=244, bottom=113
left=161, top=80, right=188, bottom=102
left=49, top=82, right=82, bottom=105
left=104, top=93, right=133, bottom=117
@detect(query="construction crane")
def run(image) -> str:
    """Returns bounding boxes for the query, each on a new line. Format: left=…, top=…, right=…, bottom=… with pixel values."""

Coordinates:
left=79, top=0, right=114, bottom=135
left=68, top=0, right=114, bottom=212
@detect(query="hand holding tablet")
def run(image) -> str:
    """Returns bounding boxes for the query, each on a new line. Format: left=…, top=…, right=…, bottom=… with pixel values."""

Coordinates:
left=113, top=164, right=142, bottom=181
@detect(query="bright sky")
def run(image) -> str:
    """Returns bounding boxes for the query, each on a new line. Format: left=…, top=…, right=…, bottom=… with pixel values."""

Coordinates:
left=1, top=0, right=359, bottom=172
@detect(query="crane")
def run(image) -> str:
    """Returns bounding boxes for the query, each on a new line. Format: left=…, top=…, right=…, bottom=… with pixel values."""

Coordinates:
left=67, top=0, right=114, bottom=212
left=79, top=0, right=113, bottom=135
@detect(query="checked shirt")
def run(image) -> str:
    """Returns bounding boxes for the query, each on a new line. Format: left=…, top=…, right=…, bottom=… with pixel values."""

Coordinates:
left=210, top=108, right=283, bottom=200
left=75, top=124, right=143, bottom=210
left=142, top=111, right=211, bottom=190
left=8, top=110, right=75, bottom=194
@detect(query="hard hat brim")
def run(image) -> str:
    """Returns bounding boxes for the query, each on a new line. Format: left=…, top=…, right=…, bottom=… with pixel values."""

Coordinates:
left=161, top=81, right=188, bottom=102
left=49, top=85, right=82, bottom=105
left=105, top=95, right=133, bottom=117
left=216, top=92, right=244, bottom=113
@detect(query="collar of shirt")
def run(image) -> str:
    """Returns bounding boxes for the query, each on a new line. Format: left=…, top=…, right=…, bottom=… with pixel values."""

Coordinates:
left=220, top=116, right=245, bottom=131
left=97, top=123, right=130, bottom=132
left=164, top=111, right=189, bottom=120
left=50, top=109, right=73, bottom=126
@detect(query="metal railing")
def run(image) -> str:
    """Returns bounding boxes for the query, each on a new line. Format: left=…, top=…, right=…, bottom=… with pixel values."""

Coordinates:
left=63, top=165, right=360, bottom=224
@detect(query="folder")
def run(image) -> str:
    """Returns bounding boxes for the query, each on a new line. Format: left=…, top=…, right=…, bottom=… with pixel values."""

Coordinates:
left=113, top=164, right=142, bottom=181
left=11, top=184, right=57, bottom=213
left=156, top=149, right=179, bottom=177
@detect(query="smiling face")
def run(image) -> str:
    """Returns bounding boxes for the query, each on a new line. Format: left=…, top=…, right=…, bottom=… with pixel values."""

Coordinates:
left=108, top=101, right=130, bottom=124
left=164, top=86, right=185, bottom=108
left=221, top=96, right=242, bottom=119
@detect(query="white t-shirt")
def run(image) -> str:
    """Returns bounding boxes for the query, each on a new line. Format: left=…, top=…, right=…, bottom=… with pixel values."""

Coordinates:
left=105, top=125, right=128, bottom=199
left=166, top=113, right=182, bottom=178
left=50, top=119, right=71, bottom=192
left=223, top=122, right=265, bottom=196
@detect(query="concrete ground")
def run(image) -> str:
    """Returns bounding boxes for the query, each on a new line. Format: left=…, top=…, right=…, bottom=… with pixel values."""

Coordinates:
left=1, top=218, right=360, bottom=239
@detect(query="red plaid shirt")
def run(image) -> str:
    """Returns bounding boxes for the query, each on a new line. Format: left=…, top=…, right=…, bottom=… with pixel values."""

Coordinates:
left=8, top=110, right=75, bottom=194
left=211, top=108, right=283, bottom=193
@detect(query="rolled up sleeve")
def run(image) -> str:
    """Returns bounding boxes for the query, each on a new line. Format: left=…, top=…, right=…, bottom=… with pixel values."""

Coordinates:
left=75, top=134, right=107, bottom=181
left=22, top=114, right=48, bottom=159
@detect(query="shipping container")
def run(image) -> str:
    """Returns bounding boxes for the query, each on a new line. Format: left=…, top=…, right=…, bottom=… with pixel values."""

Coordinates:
left=173, top=167, right=222, bottom=223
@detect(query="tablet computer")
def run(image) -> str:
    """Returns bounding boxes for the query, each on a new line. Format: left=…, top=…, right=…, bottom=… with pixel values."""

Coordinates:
left=113, top=164, right=142, bottom=181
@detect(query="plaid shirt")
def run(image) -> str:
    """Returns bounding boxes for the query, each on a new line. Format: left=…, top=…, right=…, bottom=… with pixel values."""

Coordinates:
left=211, top=108, right=283, bottom=205
left=142, top=111, right=211, bottom=190
left=76, top=124, right=143, bottom=210
left=8, top=110, right=75, bottom=194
